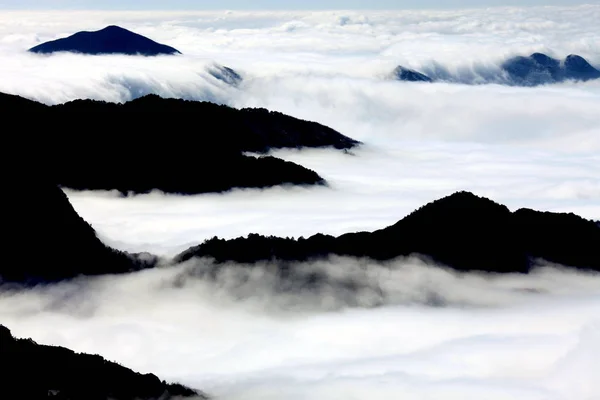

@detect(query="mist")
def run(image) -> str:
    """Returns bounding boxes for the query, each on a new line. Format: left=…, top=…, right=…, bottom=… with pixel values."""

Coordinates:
left=1, top=257, right=599, bottom=399
left=1, top=4, right=600, bottom=400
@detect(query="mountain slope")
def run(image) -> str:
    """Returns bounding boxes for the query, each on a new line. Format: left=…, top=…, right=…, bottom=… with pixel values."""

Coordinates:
left=0, top=324, right=204, bottom=400
left=0, top=178, right=156, bottom=284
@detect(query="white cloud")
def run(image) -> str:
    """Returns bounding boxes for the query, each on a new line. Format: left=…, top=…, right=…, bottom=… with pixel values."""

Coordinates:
left=1, top=5, right=600, bottom=400
left=62, top=135, right=600, bottom=256
left=1, top=260, right=599, bottom=399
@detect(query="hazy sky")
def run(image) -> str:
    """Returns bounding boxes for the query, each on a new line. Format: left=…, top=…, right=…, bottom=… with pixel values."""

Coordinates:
left=0, top=0, right=595, bottom=10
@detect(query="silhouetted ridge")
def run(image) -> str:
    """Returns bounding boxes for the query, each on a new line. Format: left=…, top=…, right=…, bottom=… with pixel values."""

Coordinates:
left=4, top=91, right=358, bottom=195
left=0, top=324, right=205, bottom=400
left=0, top=179, right=156, bottom=284
left=28, top=25, right=181, bottom=56
left=175, top=191, right=600, bottom=274
left=393, top=53, right=600, bottom=86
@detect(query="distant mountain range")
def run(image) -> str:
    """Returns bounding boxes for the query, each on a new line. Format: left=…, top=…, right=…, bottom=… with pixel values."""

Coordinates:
left=28, top=25, right=181, bottom=56
left=1, top=91, right=359, bottom=196
left=26, top=26, right=599, bottom=89
left=393, top=53, right=600, bottom=86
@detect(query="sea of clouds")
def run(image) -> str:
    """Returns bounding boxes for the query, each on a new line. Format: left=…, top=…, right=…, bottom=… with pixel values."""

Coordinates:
left=1, top=4, right=600, bottom=400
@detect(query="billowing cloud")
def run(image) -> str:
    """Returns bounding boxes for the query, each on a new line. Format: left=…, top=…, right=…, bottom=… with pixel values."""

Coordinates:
left=1, top=259, right=599, bottom=399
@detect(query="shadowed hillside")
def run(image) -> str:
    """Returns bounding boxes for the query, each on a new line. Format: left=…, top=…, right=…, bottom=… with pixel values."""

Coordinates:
left=4, top=92, right=359, bottom=195
left=0, top=178, right=156, bottom=285
left=0, top=324, right=205, bottom=400
left=175, top=191, right=600, bottom=274
left=28, top=25, right=181, bottom=56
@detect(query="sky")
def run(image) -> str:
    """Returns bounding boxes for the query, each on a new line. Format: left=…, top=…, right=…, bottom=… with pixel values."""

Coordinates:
left=0, top=0, right=596, bottom=10
left=1, top=4, right=599, bottom=400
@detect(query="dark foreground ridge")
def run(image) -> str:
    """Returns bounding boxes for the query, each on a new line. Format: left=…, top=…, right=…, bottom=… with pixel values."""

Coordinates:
left=0, top=178, right=156, bottom=285
left=28, top=25, right=181, bottom=56
left=0, top=325, right=205, bottom=400
left=176, top=191, right=600, bottom=274
left=2, top=182, right=598, bottom=286
left=393, top=52, right=600, bottom=86
left=3, top=91, right=359, bottom=195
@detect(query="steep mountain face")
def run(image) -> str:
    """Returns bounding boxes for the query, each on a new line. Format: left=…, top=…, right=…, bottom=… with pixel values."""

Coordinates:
left=0, top=178, right=156, bottom=285
left=393, top=53, right=600, bottom=86
left=175, top=191, right=600, bottom=274
left=3, top=92, right=358, bottom=195
left=28, top=25, right=181, bottom=56
left=0, top=325, right=204, bottom=400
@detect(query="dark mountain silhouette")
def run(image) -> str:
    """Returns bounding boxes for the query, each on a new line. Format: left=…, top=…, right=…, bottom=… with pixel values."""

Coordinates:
left=500, top=52, right=600, bottom=85
left=501, top=52, right=562, bottom=85
left=4, top=92, right=358, bottom=195
left=393, top=53, right=600, bottom=86
left=392, top=66, right=432, bottom=82
left=563, top=54, right=600, bottom=80
left=28, top=25, right=181, bottom=56
left=175, top=191, right=600, bottom=274
left=3, top=182, right=597, bottom=287
left=0, top=178, right=156, bottom=285
left=1, top=324, right=205, bottom=400
left=0, top=91, right=47, bottom=112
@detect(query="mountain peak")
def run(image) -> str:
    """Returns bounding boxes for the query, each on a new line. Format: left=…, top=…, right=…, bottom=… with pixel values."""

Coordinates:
left=402, top=190, right=510, bottom=220
left=28, top=25, right=181, bottom=56
left=101, top=25, right=126, bottom=31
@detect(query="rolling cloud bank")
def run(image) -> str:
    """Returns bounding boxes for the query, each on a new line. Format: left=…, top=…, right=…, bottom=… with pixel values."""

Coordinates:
left=1, top=4, right=599, bottom=400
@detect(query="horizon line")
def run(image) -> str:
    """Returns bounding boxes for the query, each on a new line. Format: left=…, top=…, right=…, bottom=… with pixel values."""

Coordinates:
left=0, top=4, right=597, bottom=12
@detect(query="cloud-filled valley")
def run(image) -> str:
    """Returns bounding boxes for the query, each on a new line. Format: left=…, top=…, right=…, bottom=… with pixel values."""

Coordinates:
left=2, top=259, right=600, bottom=399
left=1, top=4, right=600, bottom=400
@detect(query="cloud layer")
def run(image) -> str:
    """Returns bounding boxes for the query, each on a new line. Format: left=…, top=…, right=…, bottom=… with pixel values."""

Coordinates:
left=1, top=6, right=600, bottom=102
left=1, top=259, right=599, bottom=400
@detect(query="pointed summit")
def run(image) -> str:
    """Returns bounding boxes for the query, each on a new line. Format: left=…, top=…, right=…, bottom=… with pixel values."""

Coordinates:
left=28, top=25, right=181, bottom=56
